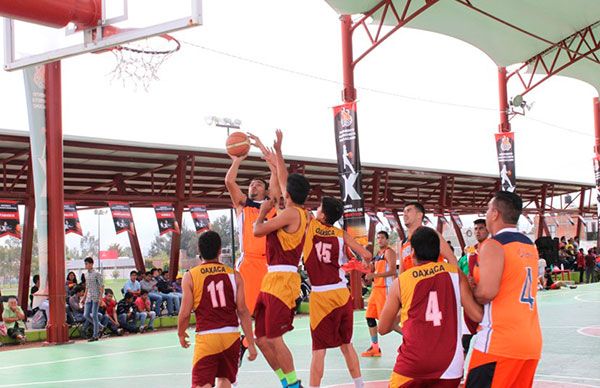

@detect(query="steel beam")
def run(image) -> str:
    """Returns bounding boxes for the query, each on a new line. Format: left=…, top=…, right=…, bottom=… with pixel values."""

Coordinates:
left=169, top=156, right=186, bottom=281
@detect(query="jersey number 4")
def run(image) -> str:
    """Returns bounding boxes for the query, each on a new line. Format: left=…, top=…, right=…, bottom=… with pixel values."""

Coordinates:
left=426, top=291, right=443, bottom=326
left=315, top=242, right=333, bottom=264
left=207, top=280, right=226, bottom=308
left=519, top=267, right=535, bottom=310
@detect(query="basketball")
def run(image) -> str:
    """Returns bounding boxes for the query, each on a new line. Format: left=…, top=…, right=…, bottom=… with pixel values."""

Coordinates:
left=226, top=132, right=250, bottom=157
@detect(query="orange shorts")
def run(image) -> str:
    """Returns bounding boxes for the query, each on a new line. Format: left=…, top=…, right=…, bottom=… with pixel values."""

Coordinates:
left=365, top=286, right=387, bottom=319
left=237, top=255, right=267, bottom=314
left=389, top=371, right=461, bottom=388
left=466, top=349, right=539, bottom=388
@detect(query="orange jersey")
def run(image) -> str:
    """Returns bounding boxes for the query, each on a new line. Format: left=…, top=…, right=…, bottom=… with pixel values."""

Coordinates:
left=190, top=262, right=238, bottom=334
left=473, top=228, right=542, bottom=360
left=373, top=247, right=394, bottom=288
left=237, top=199, right=276, bottom=261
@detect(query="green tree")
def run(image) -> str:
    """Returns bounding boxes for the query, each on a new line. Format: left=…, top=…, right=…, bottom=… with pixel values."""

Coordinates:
left=148, top=234, right=170, bottom=259
left=107, top=243, right=132, bottom=257
left=79, top=232, right=99, bottom=258
left=210, top=215, right=239, bottom=254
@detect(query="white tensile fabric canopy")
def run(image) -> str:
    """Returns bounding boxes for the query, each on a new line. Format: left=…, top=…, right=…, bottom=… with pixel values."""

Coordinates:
left=326, top=0, right=600, bottom=93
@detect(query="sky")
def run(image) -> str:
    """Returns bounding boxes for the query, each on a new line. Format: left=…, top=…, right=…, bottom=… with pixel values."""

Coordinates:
left=0, top=0, right=598, bottom=253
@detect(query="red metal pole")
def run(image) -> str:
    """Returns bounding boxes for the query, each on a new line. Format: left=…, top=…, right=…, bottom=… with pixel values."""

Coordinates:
left=498, top=67, right=511, bottom=133
left=537, top=184, right=548, bottom=239
left=341, top=15, right=357, bottom=103
left=17, top=196, right=35, bottom=313
left=128, top=232, right=146, bottom=273
left=44, top=61, right=68, bottom=344
left=392, top=210, right=406, bottom=241
left=451, top=215, right=466, bottom=253
left=169, top=156, right=186, bottom=281
left=576, top=187, right=585, bottom=239
left=594, top=97, right=600, bottom=154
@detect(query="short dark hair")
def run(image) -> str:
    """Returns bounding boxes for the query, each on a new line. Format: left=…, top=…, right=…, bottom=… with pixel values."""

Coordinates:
left=84, top=257, right=94, bottom=265
left=74, top=285, right=85, bottom=294
left=7, top=296, right=17, bottom=302
left=474, top=218, right=486, bottom=226
left=410, top=227, right=440, bottom=262
left=286, top=173, right=310, bottom=205
left=251, top=178, right=269, bottom=190
left=321, top=197, right=344, bottom=225
left=104, top=288, right=114, bottom=296
left=145, top=271, right=152, bottom=276
left=198, top=230, right=222, bottom=260
left=130, top=270, right=137, bottom=276
left=492, top=191, right=522, bottom=224
left=123, top=292, right=133, bottom=300
left=377, top=230, right=389, bottom=239
left=140, top=289, right=149, bottom=296
left=404, top=202, right=425, bottom=216
left=32, top=274, right=39, bottom=283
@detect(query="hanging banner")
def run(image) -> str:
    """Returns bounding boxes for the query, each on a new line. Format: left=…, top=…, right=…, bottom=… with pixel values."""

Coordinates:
left=64, top=202, right=82, bottom=235
left=384, top=211, right=399, bottom=230
left=593, top=156, right=600, bottom=246
left=109, top=202, right=135, bottom=235
left=0, top=201, right=21, bottom=239
left=24, top=65, right=49, bottom=298
left=333, top=102, right=367, bottom=245
left=495, top=132, right=516, bottom=192
left=190, top=204, right=210, bottom=234
left=152, top=203, right=180, bottom=235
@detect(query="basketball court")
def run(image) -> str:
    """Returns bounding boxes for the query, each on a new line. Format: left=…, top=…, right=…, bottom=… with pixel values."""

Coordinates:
left=0, top=283, right=598, bottom=387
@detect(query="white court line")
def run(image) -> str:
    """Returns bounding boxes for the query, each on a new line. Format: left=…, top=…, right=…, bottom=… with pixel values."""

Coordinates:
left=575, top=294, right=600, bottom=303
left=2, top=371, right=598, bottom=387
left=577, top=326, right=600, bottom=338
left=0, top=343, right=185, bottom=371
left=535, top=380, right=599, bottom=388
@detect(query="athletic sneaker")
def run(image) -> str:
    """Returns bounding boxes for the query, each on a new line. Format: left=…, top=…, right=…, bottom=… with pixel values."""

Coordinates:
left=569, top=285, right=578, bottom=289
left=139, top=325, right=146, bottom=334
left=361, top=346, right=382, bottom=357
left=287, top=380, right=303, bottom=388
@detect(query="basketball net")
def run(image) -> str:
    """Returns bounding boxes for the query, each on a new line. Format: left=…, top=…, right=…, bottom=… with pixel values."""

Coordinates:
left=108, top=34, right=180, bottom=91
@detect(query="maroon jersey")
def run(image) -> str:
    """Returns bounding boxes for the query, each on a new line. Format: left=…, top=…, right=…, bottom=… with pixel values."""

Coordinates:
left=302, top=219, right=346, bottom=288
left=190, top=262, right=239, bottom=333
left=265, top=206, right=308, bottom=267
left=395, top=262, right=463, bottom=379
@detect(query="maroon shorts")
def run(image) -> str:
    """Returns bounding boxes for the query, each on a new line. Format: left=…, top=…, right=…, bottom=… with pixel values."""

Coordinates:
left=254, top=291, right=295, bottom=339
left=310, top=294, right=353, bottom=350
left=192, top=335, right=240, bottom=387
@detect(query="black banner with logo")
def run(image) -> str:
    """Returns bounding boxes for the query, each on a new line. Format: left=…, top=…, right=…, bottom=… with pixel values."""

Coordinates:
left=153, top=203, right=180, bottom=236
left=190, top=204, right=210, bottom=234
left=64, top=202, right=82, bottom=235
left=495, top=132, right=516, bottom=192
left=333, top=102, right=367, bottom=245
left=109, top=202, right=135, bottom=235
left=0, top=201, right=21, bottom=239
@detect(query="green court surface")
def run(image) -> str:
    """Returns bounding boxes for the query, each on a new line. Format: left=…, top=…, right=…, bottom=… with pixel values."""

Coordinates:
left=0, top=284, right=599, bottom=388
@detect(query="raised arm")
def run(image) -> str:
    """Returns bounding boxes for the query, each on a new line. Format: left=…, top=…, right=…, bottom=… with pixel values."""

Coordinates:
left=225, top=155, right=248, bottom=210
left=253, top=200, right=296, bottom=237
left=343, top=230, right=373, bottom=262
left=235, top=272, right=257, bottom=361
left=273, top=129, right=288, bottom=198
left=438, top=233, right=458, bottom=265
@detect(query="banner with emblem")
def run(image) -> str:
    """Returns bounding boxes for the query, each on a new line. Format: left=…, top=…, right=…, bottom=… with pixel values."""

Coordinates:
left=383, top=211, right=399, bottom=230
left=109, top=202, right=135, bottom=235
left=0, top=201, right=21, bottom=239
left=189, top=204, right=210, bottom=234
left=495, top=132, right=516, bottom=192
left=593, top=155, right=600, bottom=246
left=64, top=202, right=82, bottom=235
left=152, top=203, right=180, bottom=236
left=333, top=102, right=367, bottom=246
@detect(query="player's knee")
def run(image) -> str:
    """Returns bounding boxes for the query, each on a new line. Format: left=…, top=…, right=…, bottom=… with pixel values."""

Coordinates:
left=366, top=317, right=377, bottom=328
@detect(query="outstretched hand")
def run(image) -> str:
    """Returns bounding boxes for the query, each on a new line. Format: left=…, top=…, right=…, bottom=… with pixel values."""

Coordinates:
left=178, top=331, right=190, bottom=349
left=273, top=129, right=283, bottom=153
left=262, top=147, right=278, bottom=169
left=247, top=133, right=268, bottom=154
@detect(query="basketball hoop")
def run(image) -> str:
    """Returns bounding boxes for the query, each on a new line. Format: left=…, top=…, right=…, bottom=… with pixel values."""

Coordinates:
left=106, top=31, right=181, bottom=91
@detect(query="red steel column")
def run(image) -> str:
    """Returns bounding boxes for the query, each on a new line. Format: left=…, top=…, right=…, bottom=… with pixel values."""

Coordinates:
left=537, top=184, right=548, bottom=239
left=451, top=214, right=466, bottom=253
left=594, top=97, right=600, bottom=247
left=128, top=232, right=146, bottom=273
left=341, top=15, right=357, bottom=103
left=575, top=187, right=586, bottom=239
left=498, top=67, right=511, bottom=133
left=392, top=210, right=406, bottom=241
left=169, top=156, right=186, bottom=281
left=17, top=195, right=35, bottom=313
left=45, top=61, right=68, bottom=344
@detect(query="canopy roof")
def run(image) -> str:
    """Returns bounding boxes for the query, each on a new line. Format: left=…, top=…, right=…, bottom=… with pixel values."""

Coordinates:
left=0, top=129, right=594, bottom=215
left=326, top=0, right=600, bottom=93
